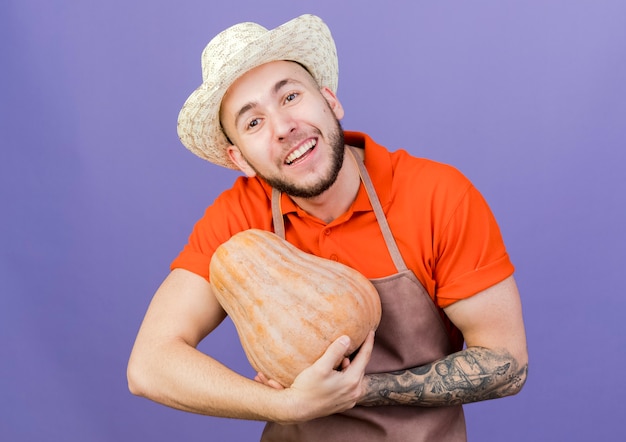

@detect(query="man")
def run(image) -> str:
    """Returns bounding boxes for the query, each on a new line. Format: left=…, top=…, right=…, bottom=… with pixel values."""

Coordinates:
left=127, top=14, right=528, bottom=441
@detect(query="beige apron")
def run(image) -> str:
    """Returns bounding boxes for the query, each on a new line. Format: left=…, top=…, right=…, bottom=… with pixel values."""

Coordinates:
left=261, top=147, right=466, bottom=441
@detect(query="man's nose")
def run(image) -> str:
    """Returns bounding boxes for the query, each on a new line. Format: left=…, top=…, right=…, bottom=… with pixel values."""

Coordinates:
left=272, top=111, right=296, bottom=141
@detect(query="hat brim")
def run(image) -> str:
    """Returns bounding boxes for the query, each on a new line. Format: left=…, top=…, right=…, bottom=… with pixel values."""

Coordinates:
left=177, top=14, right=338, bottom=169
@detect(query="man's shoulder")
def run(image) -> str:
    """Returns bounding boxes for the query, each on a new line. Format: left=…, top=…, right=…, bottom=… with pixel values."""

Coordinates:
left=351, top=131, right=466, bottom=182
left=215, top=175, right=272, bottom=207
left=363, top=139, right=470, bottom=190
left=392, top=149, right=465, bottom=177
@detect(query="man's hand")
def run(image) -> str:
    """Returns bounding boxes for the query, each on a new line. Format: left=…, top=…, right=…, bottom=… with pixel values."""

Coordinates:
left=256, top=331, right=375, bottom=424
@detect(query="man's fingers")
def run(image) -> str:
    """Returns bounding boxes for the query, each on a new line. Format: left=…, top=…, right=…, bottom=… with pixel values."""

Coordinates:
left=254, top=372, right=266, bottom=383
left=267, top=379, right=284, bottom=389
left=318, top=335, right=351, bottom=370
left=340, top=357, right=350, bottom=371
left=347, top=331, right=375, bottom=372
left=255, top=372, right=285, bottom=389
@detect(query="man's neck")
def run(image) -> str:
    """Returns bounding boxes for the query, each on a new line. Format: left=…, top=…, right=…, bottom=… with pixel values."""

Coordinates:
left=290, top=146, right=363, bottom=224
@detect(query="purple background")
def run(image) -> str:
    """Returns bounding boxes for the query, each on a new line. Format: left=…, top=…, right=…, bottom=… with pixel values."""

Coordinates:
left=2, top=1, right=625, bottom=440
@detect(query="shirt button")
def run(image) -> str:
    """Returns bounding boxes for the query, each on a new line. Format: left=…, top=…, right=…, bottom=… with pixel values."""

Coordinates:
left=330, top=254, right=338, bottom=261
left=324, top=228, right=332, bottom=236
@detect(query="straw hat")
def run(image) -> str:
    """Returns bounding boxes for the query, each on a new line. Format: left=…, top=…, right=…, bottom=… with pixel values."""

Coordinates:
left=176, top=14, right=339, bottom=169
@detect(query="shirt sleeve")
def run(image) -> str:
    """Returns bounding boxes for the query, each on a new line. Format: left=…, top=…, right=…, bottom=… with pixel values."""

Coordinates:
left=170, top=176, right=274, bottom=281
left=433, top=184, right=514, bottom=307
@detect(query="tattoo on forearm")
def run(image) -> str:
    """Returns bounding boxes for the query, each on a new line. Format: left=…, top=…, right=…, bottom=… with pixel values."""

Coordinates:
left=360, top=347, right=528, bottom=407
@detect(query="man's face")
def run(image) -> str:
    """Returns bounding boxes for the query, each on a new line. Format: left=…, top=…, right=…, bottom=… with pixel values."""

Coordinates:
left=220, top=60, right=345, bottom=198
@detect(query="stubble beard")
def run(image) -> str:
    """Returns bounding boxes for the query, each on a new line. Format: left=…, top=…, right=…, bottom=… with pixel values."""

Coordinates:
left=254, top=119, right=345, bottom=199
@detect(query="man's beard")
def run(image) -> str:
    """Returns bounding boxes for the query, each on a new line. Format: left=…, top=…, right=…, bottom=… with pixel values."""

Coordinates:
left=251, top=119, right=345, bottom=199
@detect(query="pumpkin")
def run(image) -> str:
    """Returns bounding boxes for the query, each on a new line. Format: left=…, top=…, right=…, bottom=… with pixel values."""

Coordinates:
left=209, top=229, right=382, bottom=387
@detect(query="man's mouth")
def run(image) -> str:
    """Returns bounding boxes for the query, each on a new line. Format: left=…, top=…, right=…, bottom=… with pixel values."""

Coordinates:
left=285, top=139, right=317, bottom=165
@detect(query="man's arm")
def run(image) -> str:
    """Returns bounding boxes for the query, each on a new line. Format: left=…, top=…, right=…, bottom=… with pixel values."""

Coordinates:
left=127, top=268, right=374, bottom=423
left=358, top=275, right=528, bottom=407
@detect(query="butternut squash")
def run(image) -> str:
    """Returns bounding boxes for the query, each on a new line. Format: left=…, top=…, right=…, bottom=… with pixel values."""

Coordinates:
left=209, top=229, right=381, bottom=387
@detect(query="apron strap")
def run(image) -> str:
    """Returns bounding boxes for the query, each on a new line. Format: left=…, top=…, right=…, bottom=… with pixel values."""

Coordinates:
left=271, top=187, right=284, bottom=239
left=347, top=146, right=408, bottom=272
left=271, top=146, right=409, bottom=272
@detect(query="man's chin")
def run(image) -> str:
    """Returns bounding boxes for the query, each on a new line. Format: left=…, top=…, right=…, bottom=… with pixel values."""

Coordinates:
left=266, top=175, right=336, bottom=199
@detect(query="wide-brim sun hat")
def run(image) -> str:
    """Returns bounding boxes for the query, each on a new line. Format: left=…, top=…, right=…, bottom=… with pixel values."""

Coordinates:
left=177, top=14, right=339, bottom=169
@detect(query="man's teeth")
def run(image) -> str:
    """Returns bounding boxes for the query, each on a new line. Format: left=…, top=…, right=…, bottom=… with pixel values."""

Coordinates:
left=286, top=140, right=316, bottom=165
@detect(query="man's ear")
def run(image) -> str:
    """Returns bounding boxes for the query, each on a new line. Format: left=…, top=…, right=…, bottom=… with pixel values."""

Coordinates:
left=227, top=145, right=257, bottom=177
left=320, top=87, right=345, bottom=120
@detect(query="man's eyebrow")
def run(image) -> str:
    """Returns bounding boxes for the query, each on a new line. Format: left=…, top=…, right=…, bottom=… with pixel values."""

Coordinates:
left=234, top=102, right=256, bottom=129
left=273, top=78, right=294, bottom=94
left=233, top=78, right=303, bottom=128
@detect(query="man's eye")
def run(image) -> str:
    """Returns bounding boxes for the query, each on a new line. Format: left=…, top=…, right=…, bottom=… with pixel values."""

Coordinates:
left=285, top=93, right=298, bottom=102
left=248, top=118, right=259, bottom=128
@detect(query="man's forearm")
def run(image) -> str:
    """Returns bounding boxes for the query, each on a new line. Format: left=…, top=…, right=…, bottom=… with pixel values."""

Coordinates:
left=359, top=347, right=528, bottom=407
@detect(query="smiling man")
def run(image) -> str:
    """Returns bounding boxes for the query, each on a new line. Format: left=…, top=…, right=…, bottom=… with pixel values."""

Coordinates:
left=127, top=14, right=528, bottom=441
left=221, top=61, right=348, bottom=205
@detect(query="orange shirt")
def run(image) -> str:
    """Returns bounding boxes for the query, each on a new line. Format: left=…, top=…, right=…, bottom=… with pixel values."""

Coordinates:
left=171, top=131, right=514, bottom=308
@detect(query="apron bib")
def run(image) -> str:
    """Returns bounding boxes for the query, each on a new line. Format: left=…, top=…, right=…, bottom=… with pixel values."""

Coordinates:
left=261, top=147, right=466, bottom=441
